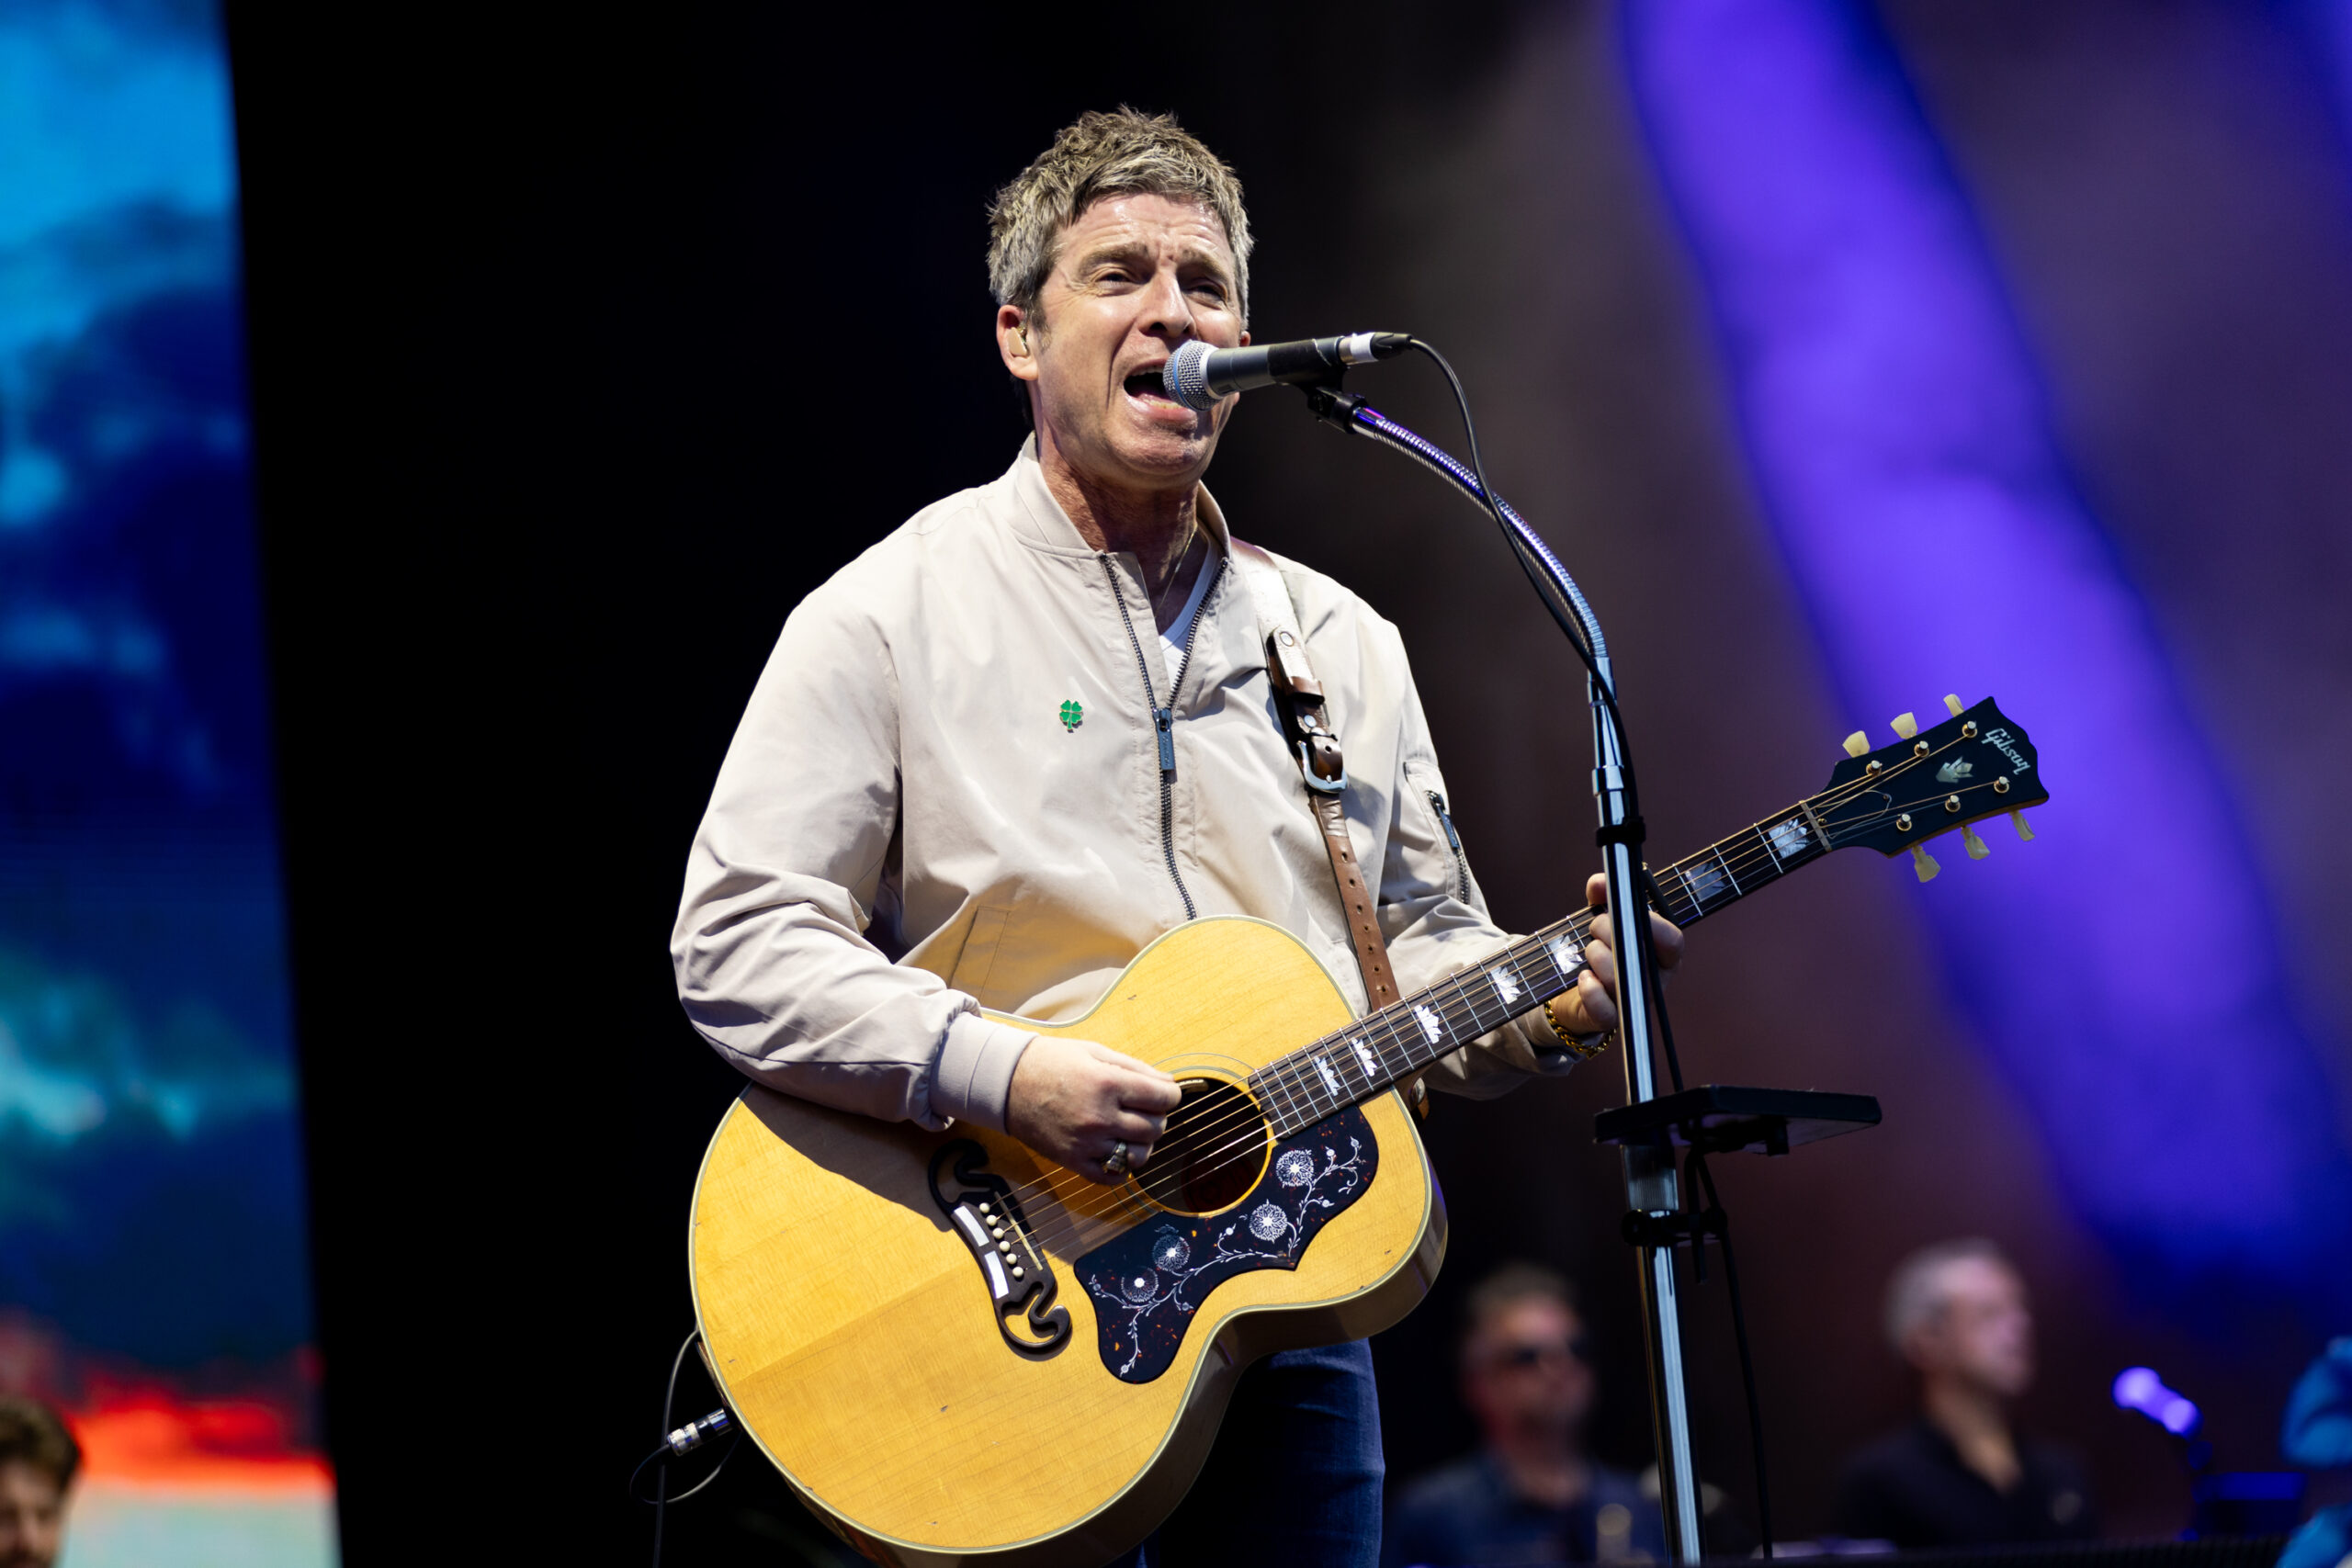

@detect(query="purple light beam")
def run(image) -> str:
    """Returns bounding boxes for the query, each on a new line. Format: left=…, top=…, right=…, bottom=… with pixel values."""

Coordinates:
left=2290, top=0, right=2352, bottom=163
left=1622, top=0, right=2350, bottom=1311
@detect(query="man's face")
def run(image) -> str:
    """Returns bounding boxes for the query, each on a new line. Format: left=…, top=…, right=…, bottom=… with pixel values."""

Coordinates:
left=1910, top=1258, right=2035, bottom=1401
left=1000, top=193, right=1248, bottom=496
left=0, top=1461, right=66, bottom=1568
left=1463, top=1298, right=1597, bottom=1446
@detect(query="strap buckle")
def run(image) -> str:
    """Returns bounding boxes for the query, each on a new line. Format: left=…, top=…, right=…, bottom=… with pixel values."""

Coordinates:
left=1297, top=740, right=1348, bottom=795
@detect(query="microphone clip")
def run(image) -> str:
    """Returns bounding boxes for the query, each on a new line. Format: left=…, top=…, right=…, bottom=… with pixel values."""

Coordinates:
left=1297, top=379, right=1367, bottom=431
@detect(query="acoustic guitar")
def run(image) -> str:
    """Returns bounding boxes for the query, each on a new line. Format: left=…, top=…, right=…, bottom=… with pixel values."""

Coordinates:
left=688, top=695, right=2049, bottom=1566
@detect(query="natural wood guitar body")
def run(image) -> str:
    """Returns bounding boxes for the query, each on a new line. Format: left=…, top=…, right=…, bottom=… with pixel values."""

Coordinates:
left=687, top=697, right=2055, bottom=1564
left=690, top=917, right=1445, bottom=1567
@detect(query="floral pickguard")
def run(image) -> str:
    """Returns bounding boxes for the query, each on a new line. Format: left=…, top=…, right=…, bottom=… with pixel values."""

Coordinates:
left=1075, top=1107, right=1376, bottom=1382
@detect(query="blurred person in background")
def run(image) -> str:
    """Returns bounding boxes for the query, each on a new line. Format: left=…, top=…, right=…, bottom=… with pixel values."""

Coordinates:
left=0, top=1397, right=75, bottom=1568
left=1384, top=1264, right=1668, bottom=1566
left=1837, top=1238, right=2097, bottom=1548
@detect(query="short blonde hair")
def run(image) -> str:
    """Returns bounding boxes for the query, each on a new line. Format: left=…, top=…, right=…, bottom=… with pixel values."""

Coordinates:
left=1883, top=1237, right=2013, bottom=1352
left=986, top=107, right=1252, bottom=326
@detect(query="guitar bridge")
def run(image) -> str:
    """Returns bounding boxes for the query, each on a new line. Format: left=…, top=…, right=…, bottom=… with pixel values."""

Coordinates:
left=928, top=1140, right=1069, bottom=1357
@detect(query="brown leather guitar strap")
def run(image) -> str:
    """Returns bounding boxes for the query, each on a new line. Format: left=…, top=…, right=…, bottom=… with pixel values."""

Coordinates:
left=1230, top=541, right=1427, bottom=1111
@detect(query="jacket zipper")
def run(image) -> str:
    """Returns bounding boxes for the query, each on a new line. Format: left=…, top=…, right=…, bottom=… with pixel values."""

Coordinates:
left=1102, top=554, right=1220, bottom=922
left=1427, top=789, right=1471, bottom=901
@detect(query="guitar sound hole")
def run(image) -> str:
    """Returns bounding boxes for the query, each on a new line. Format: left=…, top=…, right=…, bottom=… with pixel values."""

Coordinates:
left=1135, top=1077, right=1268, bottom=1217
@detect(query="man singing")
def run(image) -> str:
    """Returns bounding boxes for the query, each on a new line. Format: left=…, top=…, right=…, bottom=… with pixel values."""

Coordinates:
left=673, top=107, right=1681, bottom=1566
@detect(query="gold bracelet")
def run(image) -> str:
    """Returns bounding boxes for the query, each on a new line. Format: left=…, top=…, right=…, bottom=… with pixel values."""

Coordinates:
left=1543, top=995, right=1611, bottom=1061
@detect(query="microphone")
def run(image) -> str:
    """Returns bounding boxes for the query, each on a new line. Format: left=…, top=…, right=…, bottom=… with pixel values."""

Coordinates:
left=1162, top=333, right=1411, bottom=411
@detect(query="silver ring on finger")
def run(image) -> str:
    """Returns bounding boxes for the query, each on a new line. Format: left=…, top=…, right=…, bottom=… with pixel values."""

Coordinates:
left=1103, top=1140, right=1131, bottom=1177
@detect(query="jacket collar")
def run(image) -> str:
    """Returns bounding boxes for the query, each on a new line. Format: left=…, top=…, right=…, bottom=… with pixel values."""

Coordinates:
left=1001, top=437, right=1234, bottom=563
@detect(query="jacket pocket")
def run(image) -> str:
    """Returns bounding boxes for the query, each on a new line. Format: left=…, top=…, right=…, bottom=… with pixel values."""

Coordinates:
left=1405, top=762, right=1473, bottom=902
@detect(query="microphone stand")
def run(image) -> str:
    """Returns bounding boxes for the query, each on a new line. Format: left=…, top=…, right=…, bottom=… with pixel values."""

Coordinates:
left=1297, top=381, right=1709, bottom=1562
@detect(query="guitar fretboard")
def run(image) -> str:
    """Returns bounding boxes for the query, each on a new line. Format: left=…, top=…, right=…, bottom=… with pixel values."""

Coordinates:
left=1248, top=798, right=1834, bottom=1138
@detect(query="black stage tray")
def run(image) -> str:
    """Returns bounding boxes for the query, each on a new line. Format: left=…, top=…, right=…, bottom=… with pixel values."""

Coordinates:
left=1593, top=1084, right=1882, bottom=1156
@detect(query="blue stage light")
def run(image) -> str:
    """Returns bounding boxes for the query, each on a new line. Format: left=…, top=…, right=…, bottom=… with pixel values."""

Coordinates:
left=2114, top=1366, right=2203, bottom=1438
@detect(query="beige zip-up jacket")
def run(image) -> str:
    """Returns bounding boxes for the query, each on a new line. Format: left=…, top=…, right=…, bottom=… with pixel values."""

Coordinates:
left=671, top=445, right=1579, bottom=1132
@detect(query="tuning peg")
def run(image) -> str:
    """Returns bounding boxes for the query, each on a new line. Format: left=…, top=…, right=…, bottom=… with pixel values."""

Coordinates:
left=1910, top=844, right=1939, bottom=882
left=1891, top=712, right=1918, bottom=739
left=1943, top=694, right=1964, bottom=716
left=1842, top=731, right=1870, bottom=759
left=2009, top=810, right=2035, bottom=842
left=1962, top=823, right=1989, bottom=859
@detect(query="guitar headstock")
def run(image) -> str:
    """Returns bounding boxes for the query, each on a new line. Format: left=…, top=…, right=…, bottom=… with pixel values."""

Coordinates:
left=1813, top=695, right=2049, bottom=880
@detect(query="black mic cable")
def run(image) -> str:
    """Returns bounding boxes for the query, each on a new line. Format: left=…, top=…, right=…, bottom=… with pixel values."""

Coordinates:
left=630, top=1328, right=741, bottom=1566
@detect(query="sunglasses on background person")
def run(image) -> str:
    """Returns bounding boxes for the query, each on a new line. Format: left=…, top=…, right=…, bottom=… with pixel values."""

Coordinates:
left=1490, top=1336, right=1594, bottom=1371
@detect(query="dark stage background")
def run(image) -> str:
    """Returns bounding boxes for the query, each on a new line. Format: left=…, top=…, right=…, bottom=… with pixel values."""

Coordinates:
left=225, top=2, right=2352, bottom=1562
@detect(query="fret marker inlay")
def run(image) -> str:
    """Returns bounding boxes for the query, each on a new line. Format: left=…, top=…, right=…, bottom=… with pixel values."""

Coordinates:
left=1211, top=732, right=2048, bottom=1154
left=1550, top=933, right=1584, bottom=976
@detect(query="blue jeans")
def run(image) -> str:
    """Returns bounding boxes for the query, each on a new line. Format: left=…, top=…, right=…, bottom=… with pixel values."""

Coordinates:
left=1111, top=1338, right=1384, bottom=1568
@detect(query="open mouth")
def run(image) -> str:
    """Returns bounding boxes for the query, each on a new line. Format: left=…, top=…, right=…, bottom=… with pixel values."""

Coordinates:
left=1125, top=367, right=1176, bottom=402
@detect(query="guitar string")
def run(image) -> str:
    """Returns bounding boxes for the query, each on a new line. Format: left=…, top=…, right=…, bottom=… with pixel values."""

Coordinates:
left=1150, top=735, right=2011, bottom=1174
left=983, top=908, right=1598, bottom=1231
left=1214, top=743, right=2029, bottom=1181
left=1012, top=861, right=1822, bottom=1248
left=1248, top=755, right=2013, bottom=1133
left=984, top=745, right=2021, bottom=1233
left=1010, top=742, right=2002, bottom=1238
left=994, top=752, right=2020, bottom=1229
left=977, top=740, right=2024, bottom=1239
left=1150, top=916, right=1626, bottom=1186
left=1228, top=752, right=1894, bottom=1136
left=1009, top=840, right=1966, bottom=1244
left=1026, top=920, right=1603, bottom=1220
left=1014, top=937, right=1704, bottom=1247
left=992, top=800, right=1980, bottom=1264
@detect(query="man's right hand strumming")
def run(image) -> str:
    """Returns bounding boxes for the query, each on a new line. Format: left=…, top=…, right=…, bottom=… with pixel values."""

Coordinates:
left=1006, top=1035, right=1183, bottom=1184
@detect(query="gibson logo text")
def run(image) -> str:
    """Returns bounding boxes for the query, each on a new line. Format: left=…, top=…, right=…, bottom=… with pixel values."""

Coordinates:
left=1982, top=728, right=2032, bottom=773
